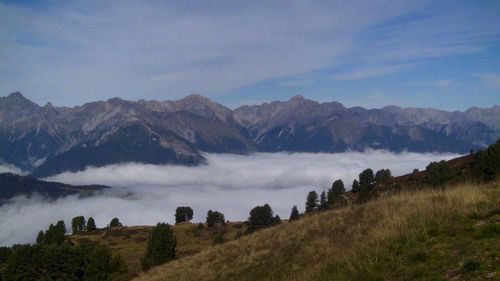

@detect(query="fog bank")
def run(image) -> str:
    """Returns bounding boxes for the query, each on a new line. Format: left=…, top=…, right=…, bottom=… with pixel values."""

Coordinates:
left=0, top=151, right=459, bottom=246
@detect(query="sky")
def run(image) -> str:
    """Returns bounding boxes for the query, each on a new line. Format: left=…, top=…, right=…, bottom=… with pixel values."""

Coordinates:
left=0, top=151, right=458, bottom=246
left=0, top=0, right=499, bottom=110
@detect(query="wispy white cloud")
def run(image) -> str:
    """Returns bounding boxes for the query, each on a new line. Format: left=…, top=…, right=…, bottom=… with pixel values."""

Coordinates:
left=435, top=78, right=459, bottom=88
left=0, top=151, right=458, bottom=246
left=331, top=63, right=414, bottom=81
left=1, top=1, right=499, bottom=105
left=472, top=73, right=500, bottom=89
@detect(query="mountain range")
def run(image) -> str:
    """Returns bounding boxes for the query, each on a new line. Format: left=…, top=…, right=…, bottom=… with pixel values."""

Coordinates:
left=1, top=92, right=499, bottom=178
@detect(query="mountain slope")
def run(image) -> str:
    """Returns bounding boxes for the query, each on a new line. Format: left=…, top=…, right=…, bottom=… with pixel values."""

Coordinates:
left=0, top=173, right=109, bottom=204
left=1, top=92, right=498, bottom=177
left=134, top=181, right=500, bottom=281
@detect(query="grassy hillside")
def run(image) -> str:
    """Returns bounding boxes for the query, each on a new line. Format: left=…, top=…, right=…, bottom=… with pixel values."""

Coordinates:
left=70, top=222, right=247, bottom=278
left=132, top=181, right=500, bottom=281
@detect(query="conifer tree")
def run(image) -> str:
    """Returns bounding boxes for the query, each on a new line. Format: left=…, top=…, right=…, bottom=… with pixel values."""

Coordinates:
left=71, top=216, right=86, bottom=233
left=305, top=191, right=319, bottom=213
left=175, top=206, right=194, bottom=224
left=351, top=179, right=360, bottom=193
left=87, top=217, right=97, bottom=232
left=319, top=191, right=328, bottom=210
left=36, top=230, right=44, bottom=245
left=109, top=218, right=122, bottom=228
left=289, top=205, right=300, bottom=221
left=328, top=179, right=345, bottom=206
left=141, top=222, right=177, bottom=270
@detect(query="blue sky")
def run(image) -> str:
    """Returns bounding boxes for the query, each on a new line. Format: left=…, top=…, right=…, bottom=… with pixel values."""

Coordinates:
left=1, top=0, right=499, bottom=110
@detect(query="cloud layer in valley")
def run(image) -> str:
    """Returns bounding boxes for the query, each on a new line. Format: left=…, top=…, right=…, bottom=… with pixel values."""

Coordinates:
left=0, top=151, right=459, bottom=246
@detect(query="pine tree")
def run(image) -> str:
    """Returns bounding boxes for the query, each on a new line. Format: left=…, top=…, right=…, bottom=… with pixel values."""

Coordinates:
left=109, top=218, right=122, bottom=228
left=289, top=205, right=300, bottom=221
left=351, top=179, right=360, bottom=193
left=319, top=191, right=328, bottom=210
left=305, top=191, right=319, bottom=214
left=359, top=168, right=375, bottom=190
left=206, top=210, right=225, bottom=227
left=141, top=222, right=177, bottom=270
left=328, top=179, right=345, bottom=206
left=247, top=204, right=279, bottom=233
left=375, top=169, right=392, bottom=182
left=36, top=231, right=44, bottom=245
left=175, top=206, right=194, bottom=224
left=71, top=216, right=86, bottom=233
left=87, top=217, right=96, bottom=232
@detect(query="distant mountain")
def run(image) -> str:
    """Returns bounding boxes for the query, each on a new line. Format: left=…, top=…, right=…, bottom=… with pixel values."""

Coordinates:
left=1, top=92, right=498, bottom=177
left=234, top=95, right=499, bottom=152
left=0, top=173, right=109, bottom=204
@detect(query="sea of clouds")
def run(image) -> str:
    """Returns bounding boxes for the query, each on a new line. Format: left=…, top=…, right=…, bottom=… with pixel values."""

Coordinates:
left=0, top=151, right=459, bottom=246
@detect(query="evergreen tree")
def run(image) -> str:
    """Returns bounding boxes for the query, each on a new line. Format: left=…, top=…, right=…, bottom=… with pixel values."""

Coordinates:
left=289, top=205, right=300, bottom=221
left=305, top=191, right=319, bottom=213
left=0, top=246, right=12, bottom=264
left=87, top=217, right=97, bottom=232
left=41, top=221, right=66, bottom=245
left=71, top=216, right=86, bottom=233
left=328, top=179, right=345, bottom=206
left=109, top=218, right=122, bottom=228
left=141, top=223, right=177, bottom=270
left=3, top=242, right=127, bottom=280
left=274, top=215, right=281, bottom=224
left=175, top=206, right=194, bottom=224
left=247, top=204, right=279, bottom=233
left=351, top=179, right=360, bottom=193
left=36, top=231, right=44, bottom=245
left=206, top=210, right=225, bottom=227
left=359, top=168, right=375, bottom=189
left=425, top=160, right=455, bottom=187
left=473, top=139, right=500, bottom=181
left=319, top=191, right=328, bottom=210
left=375, top=169, right=392, bottom=182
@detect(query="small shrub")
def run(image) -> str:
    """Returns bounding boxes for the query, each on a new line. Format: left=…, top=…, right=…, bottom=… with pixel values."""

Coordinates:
left=407, top=250, right=428, bottom=263
left=213, top=234, right=225, bottom=245
left=461, top=260, right=481, bottom=273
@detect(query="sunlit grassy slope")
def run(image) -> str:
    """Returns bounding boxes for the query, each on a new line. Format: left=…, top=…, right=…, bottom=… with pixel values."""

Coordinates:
left=70, top=222, right=246, bottom=278
left=132, top=182, right=499, bottom=281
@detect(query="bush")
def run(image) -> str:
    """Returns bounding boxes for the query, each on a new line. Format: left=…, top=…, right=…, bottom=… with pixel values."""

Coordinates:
left=141, top=223, right=177, bottom=270
left=212, top=234, right=225, bottom=245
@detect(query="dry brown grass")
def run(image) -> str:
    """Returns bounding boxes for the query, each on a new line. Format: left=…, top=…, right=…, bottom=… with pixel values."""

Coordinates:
left=133, top=181, right=499, bottom=281
left=70, top=222, right=246, bottom=278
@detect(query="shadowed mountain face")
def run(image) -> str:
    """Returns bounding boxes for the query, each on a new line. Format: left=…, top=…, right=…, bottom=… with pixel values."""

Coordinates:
left=0, top=172, right=109, bottom=204
left=1, top=92, right=498, bottom=177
